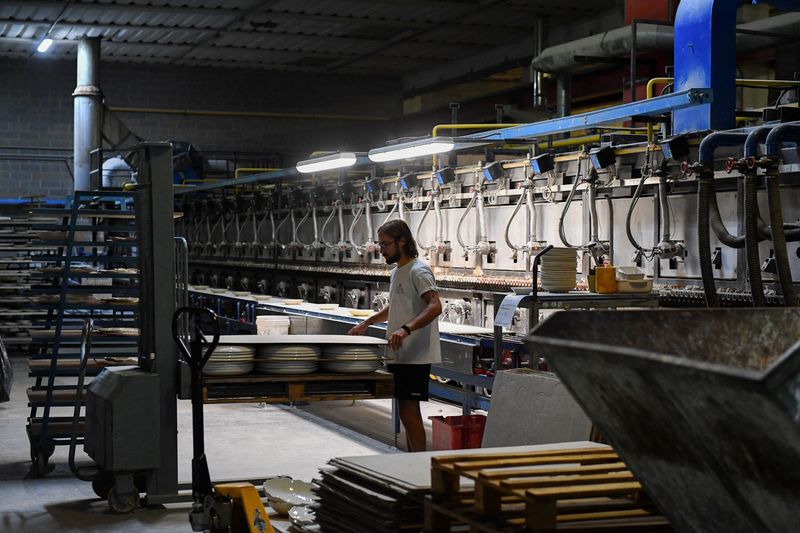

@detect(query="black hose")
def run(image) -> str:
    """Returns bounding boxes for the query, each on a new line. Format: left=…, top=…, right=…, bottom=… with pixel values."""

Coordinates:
left=766, top=171, right=798, bottom=306
left=625, top=172, right=648, bottom=254
left=706, top=177, right=745, bottom=249
left=744, top=172, right=766, bottom=306
left=697, top=176, right=720, bottom=307
left=558, top=162, right=582, bottom=248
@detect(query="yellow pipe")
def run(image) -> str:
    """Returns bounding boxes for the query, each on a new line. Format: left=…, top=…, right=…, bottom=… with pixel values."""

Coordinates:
left=537, top=134, right=601, bottom=150
left=234, top=167, right=280, bottom=179
left=109, top=106, right=390, bottom=122
left=430, top=123, right=523, bottom=137
left=646, top=77, right=800, bottom=143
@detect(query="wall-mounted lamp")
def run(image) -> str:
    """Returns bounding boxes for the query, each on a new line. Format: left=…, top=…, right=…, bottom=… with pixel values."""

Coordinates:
left=36, top=38, right=54, bottom=53
left=296, top=152, right=358, bottom=173
left=368, top=137, right=456, bottom=162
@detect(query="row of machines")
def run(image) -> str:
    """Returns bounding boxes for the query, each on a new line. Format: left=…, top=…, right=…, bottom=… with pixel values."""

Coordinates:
left=174, top=115, right=800, bottom=389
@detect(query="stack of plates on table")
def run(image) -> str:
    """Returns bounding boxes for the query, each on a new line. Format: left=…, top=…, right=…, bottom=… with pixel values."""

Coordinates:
left=320, top=345, right=384, bottom=373
left=203, top=345, right=254, bottom=376
left=255, top=344, right=321, bottom=374
left=540, top=247, right=578, bottom=292
left=256, top=315, right=291, bottom=335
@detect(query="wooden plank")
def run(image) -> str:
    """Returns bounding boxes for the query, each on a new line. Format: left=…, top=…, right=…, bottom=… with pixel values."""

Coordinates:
left=451, top=452, right=621, bottom=474
left=503, top=472, right=636, bottom=494
left=432, top=447, right=612, bottom=467
left=478, top=462, right=628, bottom=482
left=527, top=481, right=642, bottom=501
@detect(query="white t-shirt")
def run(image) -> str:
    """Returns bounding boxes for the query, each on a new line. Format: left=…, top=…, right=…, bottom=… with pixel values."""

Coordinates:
left=386, top=258, right=442, bottom=365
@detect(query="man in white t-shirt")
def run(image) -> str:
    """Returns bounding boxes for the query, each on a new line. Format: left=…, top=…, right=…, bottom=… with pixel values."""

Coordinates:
left=348, top=219, right=442, bottom=451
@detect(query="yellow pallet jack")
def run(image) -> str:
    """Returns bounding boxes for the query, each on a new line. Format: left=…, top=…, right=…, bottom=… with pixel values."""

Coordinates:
left=173, top=307, right=274, bottom=533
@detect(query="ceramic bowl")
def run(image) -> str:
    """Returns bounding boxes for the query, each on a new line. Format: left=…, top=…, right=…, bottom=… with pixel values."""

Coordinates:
left=262, top=478, right=316, bottom=515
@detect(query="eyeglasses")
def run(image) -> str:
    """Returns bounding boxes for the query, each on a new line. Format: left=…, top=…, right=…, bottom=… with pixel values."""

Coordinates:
left=378, top=239, right=397, bottom=249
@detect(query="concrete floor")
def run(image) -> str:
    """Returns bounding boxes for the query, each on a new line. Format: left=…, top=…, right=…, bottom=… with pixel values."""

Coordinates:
left=0, top=357, right=463, bottom=532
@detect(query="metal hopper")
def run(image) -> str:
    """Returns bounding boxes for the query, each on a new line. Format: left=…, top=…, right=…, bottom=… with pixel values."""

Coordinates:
left=526, top=308, right=800, bottom=533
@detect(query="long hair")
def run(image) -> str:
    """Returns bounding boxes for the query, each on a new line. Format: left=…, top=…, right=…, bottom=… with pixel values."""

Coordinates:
left=377, top=219, right=419, bottom=258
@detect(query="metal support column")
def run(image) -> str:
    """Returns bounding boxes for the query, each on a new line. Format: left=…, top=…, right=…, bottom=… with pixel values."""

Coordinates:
left=73, top=37, right=102, bottom=191
left=135, top=143, right=178, bottom=503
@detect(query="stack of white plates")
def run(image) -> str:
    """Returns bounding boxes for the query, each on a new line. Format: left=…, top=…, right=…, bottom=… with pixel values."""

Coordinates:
left=255, top=344, right=321, bottom=374
left=203, top=345, right=255, bottom=376
left=540, top=247, right=577, bottom=292
left=256, top=315, right=291, bottom=335
left=320, top=345, right=384, bottom=373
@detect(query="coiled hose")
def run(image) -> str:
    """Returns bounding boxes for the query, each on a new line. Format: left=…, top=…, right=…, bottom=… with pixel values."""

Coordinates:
left=348, top=203, right=366, bottom=254
left=558, top=169, right=582, bottom=248
left=456, top=193, right=478, bottom=253
left=504, top=188, right=527, bottom=254
left=766, top=171, right=798, bottom=305
left=320, top=203, right=338, bottom=249
left=415, top=195, right=434, bottom=253
left=744, top=172, right=766, bottom=306
left=697, top=175, right=720, bottom=307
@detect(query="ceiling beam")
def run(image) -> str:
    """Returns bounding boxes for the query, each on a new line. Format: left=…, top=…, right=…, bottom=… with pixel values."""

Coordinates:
left=324, top=0, right=508, bottom=71
left=0, top=18, right=489, bottom=53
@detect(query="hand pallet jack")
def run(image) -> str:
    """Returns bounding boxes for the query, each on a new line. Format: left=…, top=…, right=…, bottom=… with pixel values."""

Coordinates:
left=173, top=307, right=275, bottom=533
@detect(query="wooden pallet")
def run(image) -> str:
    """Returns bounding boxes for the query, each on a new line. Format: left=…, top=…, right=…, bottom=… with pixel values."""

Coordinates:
left=202, top=371, right=394, bottom=404
left=425, top=447, right=671, bottom=533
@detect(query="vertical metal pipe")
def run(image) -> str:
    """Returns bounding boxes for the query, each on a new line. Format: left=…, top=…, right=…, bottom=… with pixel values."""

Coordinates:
left=556, top=75, right=571, bottom=118
left=532, top=17, right=545, bottom=110
left=73, top=37, right=102, bottom=191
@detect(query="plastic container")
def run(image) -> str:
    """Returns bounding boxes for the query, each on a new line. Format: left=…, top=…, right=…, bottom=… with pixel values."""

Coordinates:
left=429, top=414, right=486, bottom=450
left=595, top=266, right=617, bottom=294
left=616, top=278, right=653, bottom=293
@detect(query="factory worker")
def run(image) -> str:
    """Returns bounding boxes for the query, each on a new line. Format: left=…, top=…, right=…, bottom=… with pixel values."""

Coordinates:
left=348, top=219, right=443, bottom=452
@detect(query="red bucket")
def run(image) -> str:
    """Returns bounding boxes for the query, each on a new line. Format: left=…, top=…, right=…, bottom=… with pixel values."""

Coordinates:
left=429, top=414, right=486, bottom=451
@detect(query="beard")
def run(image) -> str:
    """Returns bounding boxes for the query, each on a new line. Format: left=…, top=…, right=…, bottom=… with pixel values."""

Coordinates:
left=385, top=252, right=400, bottom=264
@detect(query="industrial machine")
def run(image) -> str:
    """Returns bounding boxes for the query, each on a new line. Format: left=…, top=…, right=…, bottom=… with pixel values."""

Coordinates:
left=184, top=0, right=800, bottom=414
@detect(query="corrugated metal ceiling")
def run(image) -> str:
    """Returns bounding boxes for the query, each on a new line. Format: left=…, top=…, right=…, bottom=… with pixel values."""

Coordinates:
left=0, top=0, right=616, bottom=75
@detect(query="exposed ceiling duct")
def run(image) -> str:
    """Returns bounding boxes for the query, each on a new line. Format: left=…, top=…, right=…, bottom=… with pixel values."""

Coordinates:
left=531, top=12, right=800, bottom=73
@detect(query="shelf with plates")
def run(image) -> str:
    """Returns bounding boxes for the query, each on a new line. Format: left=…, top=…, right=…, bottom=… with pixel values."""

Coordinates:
left=25, top=190, right=141, bottom=477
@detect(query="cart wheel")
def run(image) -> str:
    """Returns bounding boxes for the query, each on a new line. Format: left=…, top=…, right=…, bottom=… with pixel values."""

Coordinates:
left=107, top=485, right=140, bottom=514
left=92, top=471, right=115, bottom=499
left=33, top=447, right=55, bottom=477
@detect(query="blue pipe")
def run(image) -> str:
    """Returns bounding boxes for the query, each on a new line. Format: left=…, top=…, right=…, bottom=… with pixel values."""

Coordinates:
left=765, top=123, right=800, bottom=157
left=762, top=122, right=800, bottom=306
left=673, top=0, right=800, bottom=134
left=0, top=198, right=64, bottom=205
left=698, top=131, right=748, bottom=166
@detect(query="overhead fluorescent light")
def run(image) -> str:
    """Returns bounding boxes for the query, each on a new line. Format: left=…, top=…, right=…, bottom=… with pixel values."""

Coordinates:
left=296, top=152, right=358, bottom=173
left=368, top=137, right=456, bottom=163
left=36, top=38, right=54, bottom=53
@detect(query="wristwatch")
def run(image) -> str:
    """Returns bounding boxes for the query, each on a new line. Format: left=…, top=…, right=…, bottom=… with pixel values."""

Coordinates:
left=401, top=324, right=412, bottom=335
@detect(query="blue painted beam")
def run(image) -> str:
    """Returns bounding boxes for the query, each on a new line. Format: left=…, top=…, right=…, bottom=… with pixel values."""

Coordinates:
left=673, top=0, right=800, bottom=134
left=460, top=89, right=712, bottom=142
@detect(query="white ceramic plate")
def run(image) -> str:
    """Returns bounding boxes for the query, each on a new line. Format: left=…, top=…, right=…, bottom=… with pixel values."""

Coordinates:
left=193, top=285, right=209, bottom=290
left=288, top=505, right=315, bottom=526
left=252, top=294, right=272, bottom=301
left=262, top=478, right=316, bottom=515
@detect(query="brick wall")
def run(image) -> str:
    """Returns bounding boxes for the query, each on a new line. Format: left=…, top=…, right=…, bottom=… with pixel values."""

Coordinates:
left=0, top=57, right=403, bottom=198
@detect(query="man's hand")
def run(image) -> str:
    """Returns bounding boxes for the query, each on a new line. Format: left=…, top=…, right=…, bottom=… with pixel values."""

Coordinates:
left=388, top=327, right=409, bottom=349
left=348, top=321, right=369, bottom=335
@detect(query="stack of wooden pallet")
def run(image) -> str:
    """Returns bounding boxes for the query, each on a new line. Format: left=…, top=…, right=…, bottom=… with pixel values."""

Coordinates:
left=424, top=446, right=672, bottom=532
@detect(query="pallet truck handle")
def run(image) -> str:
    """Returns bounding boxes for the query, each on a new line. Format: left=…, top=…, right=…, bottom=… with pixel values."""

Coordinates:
left=171, top=307, right=220, bottom=370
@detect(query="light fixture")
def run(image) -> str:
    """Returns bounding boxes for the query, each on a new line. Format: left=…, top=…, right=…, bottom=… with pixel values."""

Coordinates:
left=368, top=137, right=456, bottom=162
left=36, top=38, right=54, bottom=53
left=295, top=152, right=357, bottom=173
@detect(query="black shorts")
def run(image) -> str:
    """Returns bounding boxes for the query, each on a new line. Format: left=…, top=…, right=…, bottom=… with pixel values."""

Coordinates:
left=387, top=364, right=431, bottom=401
